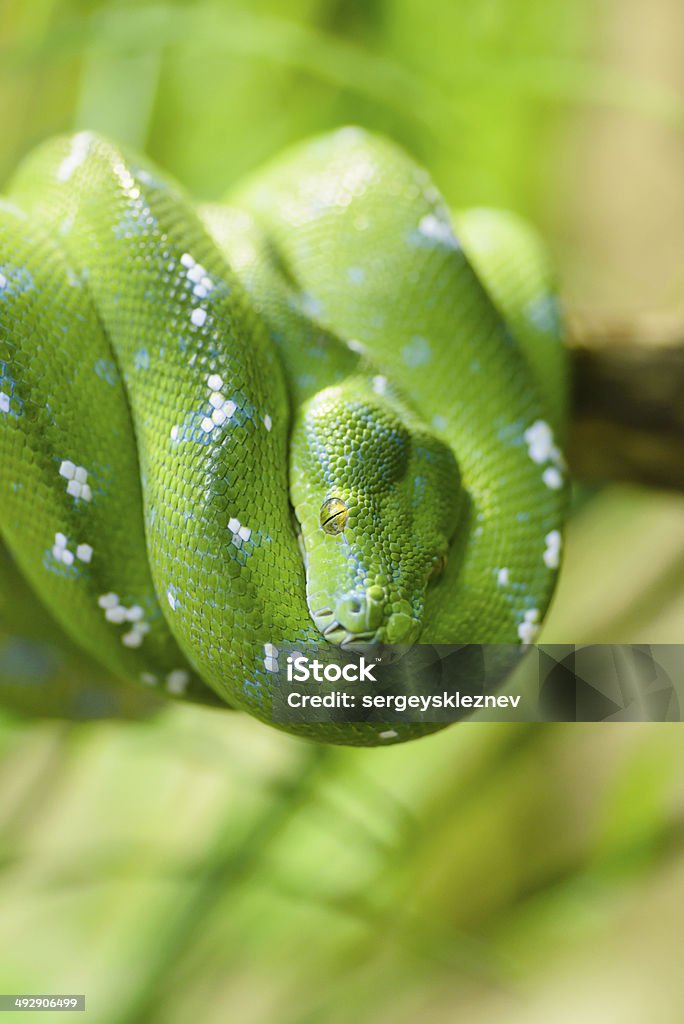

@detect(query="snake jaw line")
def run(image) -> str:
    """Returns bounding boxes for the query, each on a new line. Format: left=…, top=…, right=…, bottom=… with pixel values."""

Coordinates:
left=340, top=632, right=377, bottom=651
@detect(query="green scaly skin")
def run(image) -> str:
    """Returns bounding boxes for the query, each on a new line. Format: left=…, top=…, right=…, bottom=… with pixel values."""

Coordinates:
left=0, top=128, right=567, bottom=746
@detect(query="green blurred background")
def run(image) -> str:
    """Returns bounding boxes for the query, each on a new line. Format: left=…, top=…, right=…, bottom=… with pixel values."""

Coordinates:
left=2, top=0, right=684, bottom=1021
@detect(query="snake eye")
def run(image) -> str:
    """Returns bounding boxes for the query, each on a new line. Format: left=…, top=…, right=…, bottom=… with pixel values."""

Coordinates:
left=320, top=498, right=349, bottom=535
left=430, top=552, right=448, bottom=581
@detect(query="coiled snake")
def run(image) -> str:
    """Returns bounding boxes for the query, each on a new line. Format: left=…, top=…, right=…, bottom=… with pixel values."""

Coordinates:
left=0, top=128, right=567, bottom=745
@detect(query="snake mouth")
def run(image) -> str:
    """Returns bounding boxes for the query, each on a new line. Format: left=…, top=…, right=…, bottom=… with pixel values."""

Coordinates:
left=313, top=615, right=417, bottom=667
left=312, top=597, right=421, bottom=648
left=311, top=605, right=379, bottom=649
left=321, top=620, right=379, bottom=650
left=312, top=588, right=384, bottom=648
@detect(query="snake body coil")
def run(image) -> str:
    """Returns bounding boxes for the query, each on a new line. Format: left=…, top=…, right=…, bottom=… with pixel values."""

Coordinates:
left=0, top=128, right=567, bottom=745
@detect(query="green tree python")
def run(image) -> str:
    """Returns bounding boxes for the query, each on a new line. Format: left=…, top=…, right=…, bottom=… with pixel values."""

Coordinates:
left=0, top=127, right=567, bottom=745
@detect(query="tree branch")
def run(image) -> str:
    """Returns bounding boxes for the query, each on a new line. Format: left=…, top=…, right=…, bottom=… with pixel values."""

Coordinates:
left=567, top=310, right=684, bottom=490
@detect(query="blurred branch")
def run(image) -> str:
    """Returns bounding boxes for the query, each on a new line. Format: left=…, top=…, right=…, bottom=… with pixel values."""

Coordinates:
left=568, top=310, right=684, bottom=490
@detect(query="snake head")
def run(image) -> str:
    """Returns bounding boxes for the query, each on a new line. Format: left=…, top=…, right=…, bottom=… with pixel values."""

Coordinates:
left=290, top=379, right=462, bottom=648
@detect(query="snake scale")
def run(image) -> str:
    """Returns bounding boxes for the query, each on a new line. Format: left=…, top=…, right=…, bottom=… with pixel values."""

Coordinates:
left=0, top=127, right=567, bottom=746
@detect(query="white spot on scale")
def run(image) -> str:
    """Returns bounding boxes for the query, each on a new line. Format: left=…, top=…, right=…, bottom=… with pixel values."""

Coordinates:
left=523, top=420, right=556, bottom=465
left=543, top=530, right=562, bottom=569
left=207, top=373, right=223, bottom=391
left=140, top=672, right=157, bottom=686
left=417, top=213, right=459, bottom=249
left=52, top=532, right=91, bottom=566
left=105, top=606, right=127, bottom=624
left=170, top=425, right=179, bottom=441
left=182, top=257, right=214, bottom=301
left=263, top=414, right=272, bottom=432
left=208, top=392, right=236, bottom=428
left=263, top=642, right=279, bottom=672
left=0, top=273, right=6, bottom=290
left=120, top=618, right=148, bottom=647
left=432, top=414, right=447, bottom=431
left=543, top=467, right=563, bottom=491
left=191, top=308, right=207, bottom=327
left=379, top=730, right=398, bottom=740
left=97, top=591, right=148, bottom=644
left=0, top=392, right=10, bottom=413
left=372, top=375, right=388, bottom=395
left=69, top=480, right=92, bottom=500
left=122, top=630, right=143, bottom=648
left=59, top=460, right=92, bottom=501
left=167, top=589, right=177, bottom=611
left=228, top=516, right=252, bottom=545
left=76, top=543, right=93, bottom=563
left=497, top=568, right=509, bottom=586
left=347, top=338, right=367, bottom=355
left=166, top=669, right=190, bottom=695
left=518, top=608, right=540, bottom=645
left=523, top=420, right=565, bottom=490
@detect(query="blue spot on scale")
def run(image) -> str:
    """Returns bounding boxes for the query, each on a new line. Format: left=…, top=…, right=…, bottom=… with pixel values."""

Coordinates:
left=527, top=294, right=562, bottom=335
left=0, top=266, right=33, bottom=298
left=401, top=335, right=432, bottom=368
left=134, top=348, right=150, bottom=370
left=94, top=359, right=118, bottom=386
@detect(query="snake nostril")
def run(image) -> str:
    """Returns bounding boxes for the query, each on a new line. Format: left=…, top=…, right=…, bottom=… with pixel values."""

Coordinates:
left=335, top=594, right=365, bottom=625
left=335, top=591, right=384, bottom=633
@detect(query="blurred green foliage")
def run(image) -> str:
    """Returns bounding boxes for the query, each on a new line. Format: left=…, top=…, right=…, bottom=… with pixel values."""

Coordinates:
left=2, top=1, right=684, bottom=1022
left=1, top=0, right=591, bottom=206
